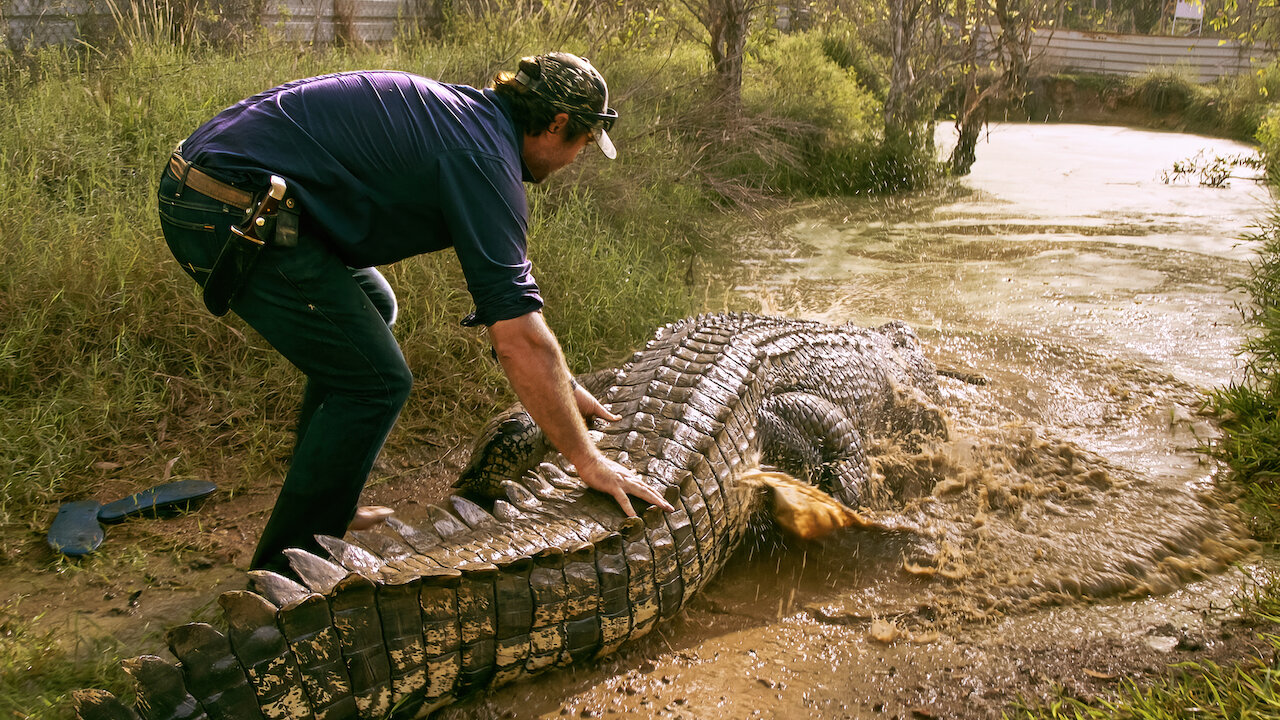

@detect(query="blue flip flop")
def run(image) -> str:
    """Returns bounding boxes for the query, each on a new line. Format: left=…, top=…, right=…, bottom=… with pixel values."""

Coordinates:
left=97, top=479, right=218, bottom=524
left=47, top=500, right=105, bottom=557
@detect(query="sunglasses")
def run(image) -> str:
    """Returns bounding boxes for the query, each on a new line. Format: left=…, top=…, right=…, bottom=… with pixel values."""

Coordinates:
left=579, top=107, right=618, bottom=133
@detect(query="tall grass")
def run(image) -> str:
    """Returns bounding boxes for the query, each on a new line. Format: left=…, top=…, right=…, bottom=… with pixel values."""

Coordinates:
left=0, top=19, right=893, bottom=714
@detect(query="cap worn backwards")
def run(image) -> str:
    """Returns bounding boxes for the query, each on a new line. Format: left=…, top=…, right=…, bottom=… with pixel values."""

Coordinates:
left=515, top=52, right=618, bottom=160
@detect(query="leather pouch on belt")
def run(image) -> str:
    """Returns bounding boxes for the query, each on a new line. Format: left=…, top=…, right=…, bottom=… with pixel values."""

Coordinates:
left=275, top=200, right=299, bottom=248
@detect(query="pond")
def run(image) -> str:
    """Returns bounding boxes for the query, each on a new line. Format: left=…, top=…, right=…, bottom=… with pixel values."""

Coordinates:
left=446, top=124, right=1274, bottom=719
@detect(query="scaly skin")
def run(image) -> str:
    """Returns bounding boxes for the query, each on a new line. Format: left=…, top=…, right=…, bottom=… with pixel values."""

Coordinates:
left=74, top=313, right=945, bottom=720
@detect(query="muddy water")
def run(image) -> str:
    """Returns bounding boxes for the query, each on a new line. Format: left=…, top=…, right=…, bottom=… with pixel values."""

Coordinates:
left=445, top=124, right=1273, bottom=719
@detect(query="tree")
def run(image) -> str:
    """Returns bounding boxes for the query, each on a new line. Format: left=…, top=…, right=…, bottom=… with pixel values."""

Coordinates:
left=948, top=0, right=1065, bottom=174
left=676, top=0, right=770, bottom=103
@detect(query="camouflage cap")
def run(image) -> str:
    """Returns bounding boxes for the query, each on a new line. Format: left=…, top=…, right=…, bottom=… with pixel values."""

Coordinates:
left=514, top=52, right=618, bottom=159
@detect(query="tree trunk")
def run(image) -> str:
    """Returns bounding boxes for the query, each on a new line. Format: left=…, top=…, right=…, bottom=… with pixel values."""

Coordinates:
left=884, top=0, right=921, bottom=143
left=707, top=0, right=750, bottom=105
left=949, top=78, right=988, bottom=175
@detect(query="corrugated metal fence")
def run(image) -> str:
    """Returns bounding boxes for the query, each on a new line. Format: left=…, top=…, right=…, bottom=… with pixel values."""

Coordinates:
left=0, top=0, right=443, bottom=50
left=985, top=26, right=1274, bottom=82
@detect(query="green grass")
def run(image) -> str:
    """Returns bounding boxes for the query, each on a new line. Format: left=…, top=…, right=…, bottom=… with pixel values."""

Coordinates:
left=0, top=21, right=904, bottom=544
left=1010, top=573, right=1280, bottom=720
left=1009, top=648, right=1280, bottom=719
left=0, top=596, right=139, bottom=717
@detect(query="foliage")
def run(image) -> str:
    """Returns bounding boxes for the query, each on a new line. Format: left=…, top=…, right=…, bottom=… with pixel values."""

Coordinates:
left=0, top=37, right=726, bottom=542
left=819, top=24, right=889, bottom=101
left=746, top=32, right=881, bottom=137
left=1257, top=105, right=1280, bottom=182
left=671, top=0, right=769, bottom=102
left=0, top=0, right=893, bottom=593
left=673, top=30, right=940, bottom=197
left=1204, top=208, right=1280, bottom=538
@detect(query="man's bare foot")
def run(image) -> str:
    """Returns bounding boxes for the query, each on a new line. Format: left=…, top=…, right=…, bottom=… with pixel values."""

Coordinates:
left=349, top=505, right=395, bottom=531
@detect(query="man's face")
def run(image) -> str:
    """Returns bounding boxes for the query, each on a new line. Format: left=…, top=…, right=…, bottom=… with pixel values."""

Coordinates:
left=523, top=113, right=593, bottom=182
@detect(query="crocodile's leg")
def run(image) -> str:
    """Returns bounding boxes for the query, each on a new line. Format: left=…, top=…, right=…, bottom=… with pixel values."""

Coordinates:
left=759, top=391, right=868, bottom=507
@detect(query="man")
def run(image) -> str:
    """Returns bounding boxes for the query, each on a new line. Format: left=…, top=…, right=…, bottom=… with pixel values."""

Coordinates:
left=157, top=52, right=672, bottom=576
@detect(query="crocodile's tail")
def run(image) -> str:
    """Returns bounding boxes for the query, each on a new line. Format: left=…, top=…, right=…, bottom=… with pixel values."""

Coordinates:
left=73, top=473, right=756, bottom=720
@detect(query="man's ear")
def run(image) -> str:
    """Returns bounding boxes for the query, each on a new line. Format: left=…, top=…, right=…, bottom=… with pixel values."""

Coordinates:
left=548, top=112, right=570, bottom=135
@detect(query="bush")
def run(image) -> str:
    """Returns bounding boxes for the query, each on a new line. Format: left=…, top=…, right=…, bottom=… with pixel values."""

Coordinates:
left=714, top=31, right=889, bottom=195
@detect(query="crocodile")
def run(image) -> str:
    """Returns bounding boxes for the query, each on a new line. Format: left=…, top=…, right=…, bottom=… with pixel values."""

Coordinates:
left=73, top=312, right=946, bottom=720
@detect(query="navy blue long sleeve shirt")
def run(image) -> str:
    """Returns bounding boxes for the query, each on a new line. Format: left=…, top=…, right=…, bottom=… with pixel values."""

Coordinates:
left=181, top=70, right=542, bottom=326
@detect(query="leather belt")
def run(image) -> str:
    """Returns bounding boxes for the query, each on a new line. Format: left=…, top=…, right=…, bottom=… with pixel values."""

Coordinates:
left=167, top=153, right=255, bottom=210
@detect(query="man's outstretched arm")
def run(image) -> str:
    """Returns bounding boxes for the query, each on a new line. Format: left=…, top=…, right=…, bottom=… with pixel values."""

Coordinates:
left=487, top=311, right=674, bottom=517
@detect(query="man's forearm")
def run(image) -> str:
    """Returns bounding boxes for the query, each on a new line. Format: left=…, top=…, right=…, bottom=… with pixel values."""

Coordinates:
left=488, top=312, right=597, bottom=466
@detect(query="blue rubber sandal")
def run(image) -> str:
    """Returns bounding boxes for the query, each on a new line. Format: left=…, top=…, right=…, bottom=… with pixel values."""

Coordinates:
left=97, top=479, right=218, bottom=525
left=47, top=500, right=105, bottom=557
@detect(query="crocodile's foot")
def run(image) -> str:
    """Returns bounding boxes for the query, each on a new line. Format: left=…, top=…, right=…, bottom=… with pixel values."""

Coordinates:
left=745, top=470, right=861, bottom=540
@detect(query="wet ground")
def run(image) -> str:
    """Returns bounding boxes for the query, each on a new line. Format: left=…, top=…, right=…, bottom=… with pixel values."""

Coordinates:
left=438, top=124, right=1277, bottom=718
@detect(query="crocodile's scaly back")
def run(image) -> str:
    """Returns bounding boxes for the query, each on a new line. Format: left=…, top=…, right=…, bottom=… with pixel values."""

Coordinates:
left=74, top=314, right=944, bottom=720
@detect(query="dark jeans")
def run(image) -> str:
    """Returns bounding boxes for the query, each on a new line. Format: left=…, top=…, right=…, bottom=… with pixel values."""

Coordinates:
left=157, top=169, right=413, bottom=573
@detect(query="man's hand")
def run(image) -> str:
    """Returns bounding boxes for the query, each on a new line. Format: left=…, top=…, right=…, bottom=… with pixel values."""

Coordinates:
left=576, top=453, right=674, bottom=518
left=488, top=312, right=676, bottom=518
left=572, top=382, right=620, bottom=425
